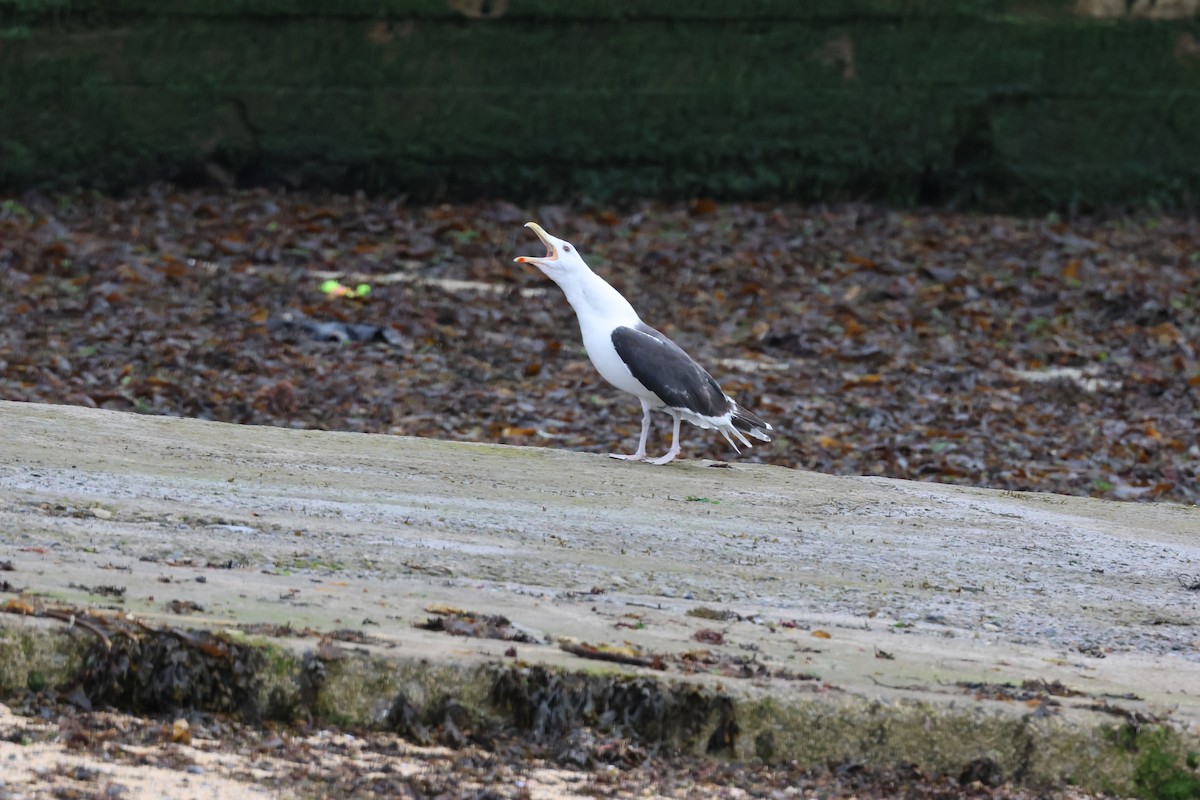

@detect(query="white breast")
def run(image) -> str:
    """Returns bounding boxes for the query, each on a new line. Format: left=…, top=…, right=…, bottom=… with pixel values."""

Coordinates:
left=567, top=274, right=660, bottom=403
left=579, top=319, right=657, bottom=400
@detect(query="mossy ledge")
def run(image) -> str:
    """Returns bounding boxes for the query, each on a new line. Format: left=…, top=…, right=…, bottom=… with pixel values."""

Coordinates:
left=2, top=623, right=1198, bottom=796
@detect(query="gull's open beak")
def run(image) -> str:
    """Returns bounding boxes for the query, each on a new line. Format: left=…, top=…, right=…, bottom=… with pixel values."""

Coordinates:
left=514, top=221, right=557, bottom=265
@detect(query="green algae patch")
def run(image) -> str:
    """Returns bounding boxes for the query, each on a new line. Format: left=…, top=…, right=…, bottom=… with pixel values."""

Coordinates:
left=0, top=626, right=89, bottom=697
left=458, top=443, right=545, bottom=459
left=1105, top=725, right=1200, bottom=800
left=736, top=692, right=1188, bottom=792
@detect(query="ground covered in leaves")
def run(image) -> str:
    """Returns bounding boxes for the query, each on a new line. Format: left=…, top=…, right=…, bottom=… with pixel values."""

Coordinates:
left=1, top=189, right=1197, bottom=504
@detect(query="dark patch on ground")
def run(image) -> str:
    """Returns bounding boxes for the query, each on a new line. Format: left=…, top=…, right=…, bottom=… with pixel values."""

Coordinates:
left=237, top=621, right=321, bottom=638
left=68, top=583, right=126, bottom=600
left=686, top=606, right=740, bottom=621
left=416, top=607, right=538, bottom=643
left=677, top=648, right=822, bottom=682
left=958, top=681, right=1063, bottom=705
left=165, top=598, right=203, bottom=614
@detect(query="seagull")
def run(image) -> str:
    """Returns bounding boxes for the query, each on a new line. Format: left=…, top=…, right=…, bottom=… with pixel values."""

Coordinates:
left=515, top=222, right=773, bottom=465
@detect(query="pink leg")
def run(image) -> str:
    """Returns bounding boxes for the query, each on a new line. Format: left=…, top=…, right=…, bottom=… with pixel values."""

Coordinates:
left=647, top=412, right=682, bottom=465
left=609, top=399, right=651, bottom=461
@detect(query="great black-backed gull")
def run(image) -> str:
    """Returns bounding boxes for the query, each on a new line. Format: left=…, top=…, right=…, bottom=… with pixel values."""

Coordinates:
left=516, top=222, right=772, bottom=465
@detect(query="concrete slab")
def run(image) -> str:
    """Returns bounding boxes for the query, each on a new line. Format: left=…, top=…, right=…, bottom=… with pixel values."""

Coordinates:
left=1, top=400, right=1198, bottom=792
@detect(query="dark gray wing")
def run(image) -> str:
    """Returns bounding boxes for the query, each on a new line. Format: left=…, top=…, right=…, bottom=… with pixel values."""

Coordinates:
left=611, top=323, right=733, bottom=417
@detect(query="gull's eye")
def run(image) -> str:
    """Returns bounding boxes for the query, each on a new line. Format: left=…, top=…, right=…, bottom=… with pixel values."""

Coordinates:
left=563, top=245, right=572, bottom=252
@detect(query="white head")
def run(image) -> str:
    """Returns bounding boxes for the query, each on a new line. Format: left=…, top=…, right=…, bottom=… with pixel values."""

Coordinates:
left=514, top=222, right=593, bottom=289
left=514, top=221, right=640, bottom=325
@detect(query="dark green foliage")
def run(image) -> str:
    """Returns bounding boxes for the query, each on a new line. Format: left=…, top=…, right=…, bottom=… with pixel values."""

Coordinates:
left=1133, top=733, right=1200, bottom=800
left=2, top=1, right=1199, bottom=209
left=25, top=669, right=46, bottom=692
left=1108, top=725, right=1200, bottom=800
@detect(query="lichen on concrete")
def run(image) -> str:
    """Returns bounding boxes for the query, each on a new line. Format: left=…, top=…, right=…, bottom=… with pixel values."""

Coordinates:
left=0, top=625, right=88, bottom=696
